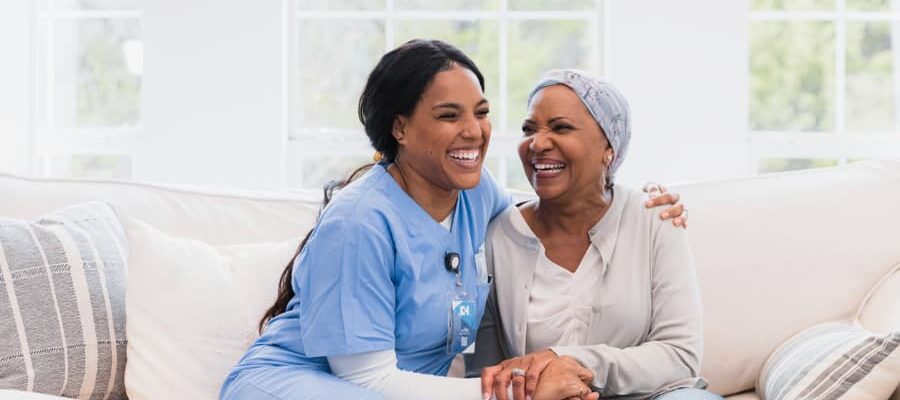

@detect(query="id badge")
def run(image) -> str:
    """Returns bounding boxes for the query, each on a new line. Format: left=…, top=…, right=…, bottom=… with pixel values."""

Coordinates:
left=447, top=288, right=477, bottom=354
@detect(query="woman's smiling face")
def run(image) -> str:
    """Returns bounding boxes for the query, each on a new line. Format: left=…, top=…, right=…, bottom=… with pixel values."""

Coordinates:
left=394, top=65, right=492, bottom=191
left=519, top=84, right=613, bottom=202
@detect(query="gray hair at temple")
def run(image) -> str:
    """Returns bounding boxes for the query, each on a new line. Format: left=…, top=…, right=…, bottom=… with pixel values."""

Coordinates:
left=527, top=69, right=631, bottom=188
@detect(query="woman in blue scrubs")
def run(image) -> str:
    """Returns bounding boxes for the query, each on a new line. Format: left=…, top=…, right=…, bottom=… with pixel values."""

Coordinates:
left=221, top=40, right=683, bottom=400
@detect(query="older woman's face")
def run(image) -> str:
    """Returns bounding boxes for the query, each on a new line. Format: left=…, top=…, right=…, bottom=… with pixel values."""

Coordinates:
left=519, top=85, right=613, bottom=201
left=394, top=65, right=491, bottom=191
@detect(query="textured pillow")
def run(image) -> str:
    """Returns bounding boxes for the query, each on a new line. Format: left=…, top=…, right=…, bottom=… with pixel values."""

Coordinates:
left=0, top=202, right=127, bottom=399
left=757, top=321, right=900, bottom=400
left=123, top=217, right=297, bottom=400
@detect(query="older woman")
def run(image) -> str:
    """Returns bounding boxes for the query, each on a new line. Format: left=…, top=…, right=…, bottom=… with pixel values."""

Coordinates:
left=469, top=70, right=720, bottom=400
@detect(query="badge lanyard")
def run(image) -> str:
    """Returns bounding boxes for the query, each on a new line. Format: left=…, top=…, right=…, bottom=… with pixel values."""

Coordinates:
left=445, top=252, right=475, bottom=354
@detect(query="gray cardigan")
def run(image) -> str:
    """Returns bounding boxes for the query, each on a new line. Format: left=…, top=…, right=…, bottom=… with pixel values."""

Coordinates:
left=466, top=185, right=705, bottom=399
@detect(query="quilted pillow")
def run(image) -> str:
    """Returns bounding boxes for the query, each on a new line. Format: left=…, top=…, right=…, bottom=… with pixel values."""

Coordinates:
left=0, top=202, right=127, bottom=399
left=757, top=321, right=899, bottom=400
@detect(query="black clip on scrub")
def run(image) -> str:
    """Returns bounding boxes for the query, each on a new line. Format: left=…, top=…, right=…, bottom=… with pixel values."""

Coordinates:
left=445, top=252, right=475, bottom=354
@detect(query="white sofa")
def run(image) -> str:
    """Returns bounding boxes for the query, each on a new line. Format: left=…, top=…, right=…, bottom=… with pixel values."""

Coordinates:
left=1, top=159, right=899, bottom=399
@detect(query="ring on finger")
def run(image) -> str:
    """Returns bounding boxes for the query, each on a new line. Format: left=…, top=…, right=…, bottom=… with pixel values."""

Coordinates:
left=511, top=367, right=526, bottom=378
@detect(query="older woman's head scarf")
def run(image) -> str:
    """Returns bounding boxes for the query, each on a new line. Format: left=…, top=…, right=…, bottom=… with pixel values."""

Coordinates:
left=527, top=69, right=631, bottom=187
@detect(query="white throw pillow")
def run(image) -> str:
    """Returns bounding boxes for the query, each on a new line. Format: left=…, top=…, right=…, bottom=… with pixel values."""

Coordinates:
left=858, top=264, right=900, bottom=334
left=123, top=217, right=299, bottom=400
left=757, top=321, right=900, bottom=400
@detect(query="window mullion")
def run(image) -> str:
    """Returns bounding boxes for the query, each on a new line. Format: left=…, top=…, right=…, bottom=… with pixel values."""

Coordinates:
left=836, top=0, right=846, bottom=136
left=498, top=0, right=510, bottom=187
left=596, top=0, right=606, bottom=75
left=385, top=0, right=395, bottom=52
left=280, top=0, right=291, bottom=188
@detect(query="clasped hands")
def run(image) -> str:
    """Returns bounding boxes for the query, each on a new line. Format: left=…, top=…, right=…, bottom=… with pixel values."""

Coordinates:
left=480, top=350, right=599, bottom=400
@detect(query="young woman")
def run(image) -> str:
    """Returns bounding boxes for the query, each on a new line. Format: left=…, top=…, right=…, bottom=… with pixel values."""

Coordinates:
left=471, top=70, right=720, bottom=400
left=221, top=41, right=684, bottom=400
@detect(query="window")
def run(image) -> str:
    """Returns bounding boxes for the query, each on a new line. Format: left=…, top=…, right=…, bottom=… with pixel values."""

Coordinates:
left=289, top=0, right=606, bottom=190
left=35, top=0, right=143, bottom=179
left=749, top=0, right=900, bottom=173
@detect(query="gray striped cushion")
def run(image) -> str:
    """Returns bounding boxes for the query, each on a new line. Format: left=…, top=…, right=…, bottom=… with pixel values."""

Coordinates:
left=758, top=321, right=900, bottom=400
left=0, top=202, right=127, bottom=399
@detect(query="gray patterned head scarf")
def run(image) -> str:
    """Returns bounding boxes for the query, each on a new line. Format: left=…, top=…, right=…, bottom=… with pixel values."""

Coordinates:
left=527, top=69, right=631, bottom=187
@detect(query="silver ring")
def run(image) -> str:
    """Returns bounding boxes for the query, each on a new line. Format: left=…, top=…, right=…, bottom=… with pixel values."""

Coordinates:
left=511, top=367, right=526, bottom=378
left=642, top=181, right=662, bottom=196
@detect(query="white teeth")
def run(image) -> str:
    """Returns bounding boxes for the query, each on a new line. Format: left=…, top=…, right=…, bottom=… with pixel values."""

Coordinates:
left=449, top=150, right=479, bottom=161
left=534, top=163, right=565, bottom=171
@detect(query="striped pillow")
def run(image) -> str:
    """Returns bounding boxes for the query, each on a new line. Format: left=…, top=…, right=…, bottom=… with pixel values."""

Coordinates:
left=0, top=202, right=128, bottom=399
left=758, top=321, right=900, bottom=400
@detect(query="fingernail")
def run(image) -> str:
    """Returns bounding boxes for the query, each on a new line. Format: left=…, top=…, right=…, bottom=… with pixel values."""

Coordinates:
left=526, top=396, right=532, bottom=400
left=483, top=394, right=491, bottom=400
left=645, top=200, right=653, bottom=207
left=661, top=212, right=669, bottom=218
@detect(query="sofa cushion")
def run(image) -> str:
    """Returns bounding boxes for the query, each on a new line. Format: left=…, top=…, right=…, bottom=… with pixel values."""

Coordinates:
left=857, top=264, right=900, bottom=334
left=0, top=202, right=127, bottom=399
left=0, top=389, right=70, bottom=399
left=757, top=321, right=900, bottom=400
left=124, top=217, right=297, bottom=400
left=725, top=392, right=760, bottom=400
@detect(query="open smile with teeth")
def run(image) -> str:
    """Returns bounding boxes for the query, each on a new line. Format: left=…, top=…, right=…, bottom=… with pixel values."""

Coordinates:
left=448, top=149, right=480, bottom=167
left=533, top=163, right=566, bottom=173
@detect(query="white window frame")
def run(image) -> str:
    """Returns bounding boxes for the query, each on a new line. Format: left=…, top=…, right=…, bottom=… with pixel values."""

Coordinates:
left=289, top=0, right=608, bottom=188
left=34, top=4, right=142, bottom=178
left=748, top=0, right=900, bottom=171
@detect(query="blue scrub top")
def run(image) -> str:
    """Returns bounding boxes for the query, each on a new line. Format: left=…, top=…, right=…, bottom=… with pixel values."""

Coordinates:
left=232, top=163, right=510, bottom=377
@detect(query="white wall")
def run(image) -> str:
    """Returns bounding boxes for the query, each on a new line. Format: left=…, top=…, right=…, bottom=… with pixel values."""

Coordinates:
left=139, top=0, right=285, bottom=188
left=0, top=0, right=33, bottom=176
left=606, top=0, right=751, bottom=187
left=3, top=0, right=753, bottom=189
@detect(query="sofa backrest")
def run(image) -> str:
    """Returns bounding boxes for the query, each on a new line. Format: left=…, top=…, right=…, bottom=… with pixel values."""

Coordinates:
left=0, top=173, right=321, bottom=246
left=674, top=158, right=900, bottom=395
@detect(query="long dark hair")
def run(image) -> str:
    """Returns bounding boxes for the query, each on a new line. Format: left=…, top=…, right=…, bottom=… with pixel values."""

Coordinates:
left=258, top=39, right=486, bottom=333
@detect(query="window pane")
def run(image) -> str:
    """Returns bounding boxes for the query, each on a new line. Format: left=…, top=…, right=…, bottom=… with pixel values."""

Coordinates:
left=509, top=0, right=596, bottom=11
left=49, top=154, right=133, bottom=178
left=288, top=155, right=372, bottom=189
left=846, top=21, right=899, bottom=133
left=298, top=0, right=384, bottom=11
left=758, top=158, right=837, bottom=173
left=749, top=0, right=834, bottom=11
left=54, top=0, right=141, bottom=10
left=507, top=20, right=594, bottom=134
left=846, top=0, right=896, bottom=11
left=394, top=20, right=500, bottom=122
left=54, top=18, right=142, bottom=129
left=750, top=21, right=834, bottom=132
left=293, top=20, right=384, bottom=136
left=396, top=0, right=497, bottom=11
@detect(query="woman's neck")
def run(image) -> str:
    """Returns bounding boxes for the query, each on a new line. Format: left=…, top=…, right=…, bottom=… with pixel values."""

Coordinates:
left=387, top=161, right=458, bottom=222
left=525, top=187, right=612, bottom=238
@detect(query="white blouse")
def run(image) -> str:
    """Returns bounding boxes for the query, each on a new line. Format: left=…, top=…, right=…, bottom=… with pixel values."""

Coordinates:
left=525, top=243, right=604, bottom=354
